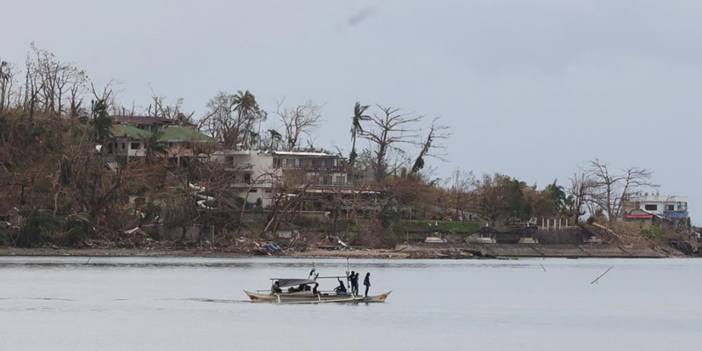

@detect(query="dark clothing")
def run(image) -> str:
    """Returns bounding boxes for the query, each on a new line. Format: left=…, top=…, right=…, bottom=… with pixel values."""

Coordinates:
left=335, top=279, right=347, bottom=295
left=272, top=282, right=282, bottom=294
left=350, top=273, right=359, bottom=295
left=363, top=274, right=371, bottom=297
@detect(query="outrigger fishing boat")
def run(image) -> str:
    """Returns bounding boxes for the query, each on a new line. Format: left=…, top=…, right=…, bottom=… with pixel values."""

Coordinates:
left=244, top=270, right=391, bottom=304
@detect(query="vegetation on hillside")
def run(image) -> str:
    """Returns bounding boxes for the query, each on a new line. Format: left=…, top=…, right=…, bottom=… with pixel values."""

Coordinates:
left=0, top=45, right=692, bottom=251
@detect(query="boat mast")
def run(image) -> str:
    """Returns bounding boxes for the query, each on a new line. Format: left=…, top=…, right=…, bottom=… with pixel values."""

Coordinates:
left=346, top=257, right=350, bottom=294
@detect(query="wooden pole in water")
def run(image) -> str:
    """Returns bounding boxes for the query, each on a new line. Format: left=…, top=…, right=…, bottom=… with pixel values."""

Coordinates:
left=590, top=266, right=614, bottom=284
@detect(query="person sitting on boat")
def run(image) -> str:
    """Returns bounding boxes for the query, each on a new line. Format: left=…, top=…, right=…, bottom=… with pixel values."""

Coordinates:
left=312, top=283, right=319, bottom=294
left=271, top=281, right=282, bottom=294
left=334, top=278, right=348, bottom=295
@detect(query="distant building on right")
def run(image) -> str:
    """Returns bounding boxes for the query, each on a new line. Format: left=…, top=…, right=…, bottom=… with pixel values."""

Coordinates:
left=622, top=192, right=689, bottom=222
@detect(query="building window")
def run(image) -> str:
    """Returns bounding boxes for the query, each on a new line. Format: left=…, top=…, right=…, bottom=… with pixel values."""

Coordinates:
left=335, top=175, right=345, bottom=185
left=666, top=204, right=675, bottom=211
left=121, top=143, right=126, bottom=149
left=130, top=143, right=141, bottom=150
left=244, top=174, right=251, bottom=184
left=644, top=204, right=657, bottom=211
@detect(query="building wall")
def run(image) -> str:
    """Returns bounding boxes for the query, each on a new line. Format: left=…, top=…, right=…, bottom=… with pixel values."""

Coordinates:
left=210, top=151, right=277, bottom=207
left=210, top=150, right=350, bottom=208
left=627, top=195, right=688, bottom=215
left=105, top=139, right=145, bottom=157
left=624, top=194, right=689, bottom=221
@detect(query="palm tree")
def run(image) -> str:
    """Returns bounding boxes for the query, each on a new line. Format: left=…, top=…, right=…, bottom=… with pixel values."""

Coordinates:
left=267, top=129, right=282, bottom=150
left=232, top=90, right=262, bottom=148
left=349, top=101, right=370, bottom=168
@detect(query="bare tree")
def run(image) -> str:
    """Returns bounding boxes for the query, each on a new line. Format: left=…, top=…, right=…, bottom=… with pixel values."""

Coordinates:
left=276, top=100, right=322, bottom=150
left=588, top=159, right=656, bottom=225
left=361, top=105, right=421, bottom=182
left=146, top=88, right=195, bottom=123
left=445, top=169, right=474, bottom=220
left=22, top=54, right=44, bottom=121
left=261, top=184, right=310, bottom=236
left=11, top=44, right=90, bottom=117
left=237, top=171, right=279, bottom=235
left=30, top=44, right=73, bottom=116
left=565, top=170, right=595, bottom=223
left=410, top=117, right=450, bottom=174
left=67, top=67, right=88, bottom=117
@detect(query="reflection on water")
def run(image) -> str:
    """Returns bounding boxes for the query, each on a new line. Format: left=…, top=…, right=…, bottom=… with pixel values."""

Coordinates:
left=1, top=257, right=700, bottom=351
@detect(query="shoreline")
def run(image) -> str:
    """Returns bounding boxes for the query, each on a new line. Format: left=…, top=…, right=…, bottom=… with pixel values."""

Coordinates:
left=0, top=244, right=692, bottom=259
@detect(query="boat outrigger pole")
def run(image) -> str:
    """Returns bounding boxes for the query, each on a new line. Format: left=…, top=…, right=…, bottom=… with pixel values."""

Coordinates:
left=346, top=257, right=350, bottom=289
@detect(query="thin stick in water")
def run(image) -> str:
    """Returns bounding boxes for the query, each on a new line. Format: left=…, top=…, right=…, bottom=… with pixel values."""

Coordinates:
left=590, top=266, right=614, bottom=284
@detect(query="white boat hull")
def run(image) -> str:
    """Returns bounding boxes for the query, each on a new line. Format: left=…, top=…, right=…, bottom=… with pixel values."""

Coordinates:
left=244, top=290, right=391, bottom=304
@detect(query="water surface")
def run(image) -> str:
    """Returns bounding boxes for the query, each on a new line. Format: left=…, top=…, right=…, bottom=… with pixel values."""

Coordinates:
left=1, top=257, right=700, bottom=351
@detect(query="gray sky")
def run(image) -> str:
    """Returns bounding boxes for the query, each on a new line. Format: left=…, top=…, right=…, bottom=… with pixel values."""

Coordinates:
left=2, top=0, right=701, bottom=223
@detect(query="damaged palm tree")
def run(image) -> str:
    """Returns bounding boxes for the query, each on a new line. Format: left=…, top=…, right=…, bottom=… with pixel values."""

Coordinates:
left=410, top=117, right=449, bottom=175
left=349, top=101, right=371, bottom=171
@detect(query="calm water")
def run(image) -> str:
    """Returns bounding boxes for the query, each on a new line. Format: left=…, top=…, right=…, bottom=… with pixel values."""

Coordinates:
left=0, top=257, right=700, bottom=351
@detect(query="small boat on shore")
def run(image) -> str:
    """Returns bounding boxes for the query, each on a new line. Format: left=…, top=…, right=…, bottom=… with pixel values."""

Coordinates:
left=244, top=276, right=391, bottom=304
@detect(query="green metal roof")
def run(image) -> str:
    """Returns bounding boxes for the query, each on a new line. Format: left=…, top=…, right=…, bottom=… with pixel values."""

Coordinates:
left=111, top=124, right=151, bottom=139
left=110, top=124, right=213, bottom=142
left=158, top=126, right=214, bottom=142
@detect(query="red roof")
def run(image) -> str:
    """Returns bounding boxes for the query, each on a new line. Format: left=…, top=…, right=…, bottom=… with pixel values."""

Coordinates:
left=624, top=213, right=654, bottom=219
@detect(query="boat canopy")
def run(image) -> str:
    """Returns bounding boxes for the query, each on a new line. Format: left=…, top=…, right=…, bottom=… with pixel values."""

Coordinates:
left=272, top=279, right=317, bottom=288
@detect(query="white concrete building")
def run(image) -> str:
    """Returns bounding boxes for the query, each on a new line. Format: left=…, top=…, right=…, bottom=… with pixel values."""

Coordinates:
left=210, top=149, right=349, bottom=208
left=624, top=193, right=689, bottom=220
left=210, top=150, right=277, bottom=207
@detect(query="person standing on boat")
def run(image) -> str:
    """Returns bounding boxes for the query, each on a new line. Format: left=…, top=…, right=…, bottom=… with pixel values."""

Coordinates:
left=349, top=271, right=358, bottom=296
left=363, top=272, right=371, bottom=297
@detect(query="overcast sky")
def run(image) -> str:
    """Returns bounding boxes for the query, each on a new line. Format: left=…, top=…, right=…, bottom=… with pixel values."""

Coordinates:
left=2, top=0, right=701, bottom=223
